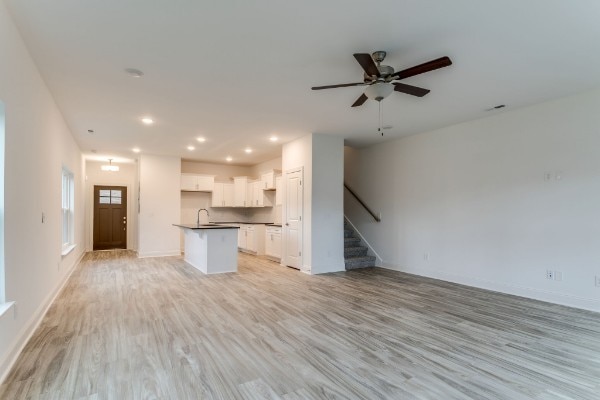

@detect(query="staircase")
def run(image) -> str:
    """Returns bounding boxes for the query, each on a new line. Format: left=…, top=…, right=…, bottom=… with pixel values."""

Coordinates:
left=344, top=221, right=376, bottom=270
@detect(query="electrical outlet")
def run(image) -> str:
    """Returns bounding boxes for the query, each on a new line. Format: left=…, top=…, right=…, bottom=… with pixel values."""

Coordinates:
left=555, top=171, right=563, bottom=180
left=554, top=271, right=562, bottom=281
left=595, top=275, right=600, bottom=287
left=546, top=270, right=554, bottom=280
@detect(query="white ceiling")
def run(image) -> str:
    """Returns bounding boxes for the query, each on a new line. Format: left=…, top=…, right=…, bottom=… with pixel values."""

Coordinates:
left=5, top=0, right=600, bottom=165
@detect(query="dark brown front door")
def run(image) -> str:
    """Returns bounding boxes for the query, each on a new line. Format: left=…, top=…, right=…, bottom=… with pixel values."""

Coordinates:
left=93, top=186, right=127, bottom=250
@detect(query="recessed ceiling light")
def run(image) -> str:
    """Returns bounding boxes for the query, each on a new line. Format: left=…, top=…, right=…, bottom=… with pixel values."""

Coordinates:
left=226, top=156, right=233, bottom=162
left=269, top=136, right=278, bottom=142
left=141, top=117, right=154, bottom=125
left=245, top=148, right=253, bottom=154
left=187, top=145, right=195, bottom=151
left=132, top=147, right=141, bottom=153
left=196, top=137, right=206, bottom=143
left=125, top=68, right=144, bottom=78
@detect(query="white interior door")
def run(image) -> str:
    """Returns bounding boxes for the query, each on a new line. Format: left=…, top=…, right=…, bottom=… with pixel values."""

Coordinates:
left=285, top=168, right=302, bottom=269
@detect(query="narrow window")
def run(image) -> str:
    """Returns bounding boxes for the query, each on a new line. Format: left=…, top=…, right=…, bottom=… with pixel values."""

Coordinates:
left=61, top=167, right=75, bottom=254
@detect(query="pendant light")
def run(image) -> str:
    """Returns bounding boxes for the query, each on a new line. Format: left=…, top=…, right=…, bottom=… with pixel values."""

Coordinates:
left=101, top=159, right=119, bottom=172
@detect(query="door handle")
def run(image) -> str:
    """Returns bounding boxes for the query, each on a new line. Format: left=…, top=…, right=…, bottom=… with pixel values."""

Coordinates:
left=285, top=223, right=289, bottom=226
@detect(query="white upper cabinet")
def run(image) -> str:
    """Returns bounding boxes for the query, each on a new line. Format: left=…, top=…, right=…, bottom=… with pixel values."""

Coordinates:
left=223, top=183, right=234, bottom=206
left=260, top=170, right=281, bottom=190
left=181, top=174, right=215, bottom=191
left=249, top=180, right=272, bottom=207
left=212, top=182, right=234, bottom=207
left=233, top=176, right=249, bottom=207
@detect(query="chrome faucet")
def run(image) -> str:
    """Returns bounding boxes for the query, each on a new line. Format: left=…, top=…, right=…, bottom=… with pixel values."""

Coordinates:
left=197, top=208, right=209, bottom=225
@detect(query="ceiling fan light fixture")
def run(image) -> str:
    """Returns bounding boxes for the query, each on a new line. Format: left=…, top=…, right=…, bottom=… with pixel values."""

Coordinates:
left=364, top=82, right=394, bottom=101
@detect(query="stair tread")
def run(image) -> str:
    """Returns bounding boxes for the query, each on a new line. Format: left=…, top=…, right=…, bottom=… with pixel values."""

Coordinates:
left=344, top=220, right=374, bottom=269
left=345, top=255, right=375, bottom=261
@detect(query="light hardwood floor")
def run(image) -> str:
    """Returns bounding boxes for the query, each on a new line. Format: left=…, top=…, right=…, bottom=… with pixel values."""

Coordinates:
left=1, top=251, right=599, bottom=399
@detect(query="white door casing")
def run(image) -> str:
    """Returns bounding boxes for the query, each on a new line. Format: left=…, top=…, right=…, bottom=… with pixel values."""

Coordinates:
left=284, top=168, right=303, bottom=269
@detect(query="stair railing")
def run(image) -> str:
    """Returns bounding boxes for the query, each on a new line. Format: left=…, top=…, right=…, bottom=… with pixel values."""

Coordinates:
left=344, top=182, right=381, bottom=222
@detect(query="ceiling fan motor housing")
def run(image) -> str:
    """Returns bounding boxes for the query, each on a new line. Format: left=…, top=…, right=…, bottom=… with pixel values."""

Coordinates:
left=364, top=65, right=394, bottom=81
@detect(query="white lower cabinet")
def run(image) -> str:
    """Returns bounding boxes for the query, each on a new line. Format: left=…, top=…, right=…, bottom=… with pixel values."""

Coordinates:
left=265, top=226, right=282, bottom=261
left=238, top=224, right=266, bottom=255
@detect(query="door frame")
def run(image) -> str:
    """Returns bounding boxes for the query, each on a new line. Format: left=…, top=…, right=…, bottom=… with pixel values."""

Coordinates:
left=86, top=182, right=135, bottom=251
left=93, top=185, right=128, bottom=250
left=282, top=167, right=304, bottom=272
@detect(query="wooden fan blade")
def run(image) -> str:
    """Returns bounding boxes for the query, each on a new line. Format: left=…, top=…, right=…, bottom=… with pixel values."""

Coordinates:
left=392, top=56, right=452, bottom=80
left=353, top=53, right=380, bottom=77
left=311, top=82, right=365, bottom=90
left=393, top=83, right=430, bottom=97
left=351, top=93, right=368, bottom=107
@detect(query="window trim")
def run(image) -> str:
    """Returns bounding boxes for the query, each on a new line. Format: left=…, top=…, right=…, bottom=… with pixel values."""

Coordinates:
left=61, top=167, right=75, bottom=255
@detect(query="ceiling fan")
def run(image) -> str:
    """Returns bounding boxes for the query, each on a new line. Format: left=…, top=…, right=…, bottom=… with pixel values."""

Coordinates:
left=311, top=51, right=452, bottom=107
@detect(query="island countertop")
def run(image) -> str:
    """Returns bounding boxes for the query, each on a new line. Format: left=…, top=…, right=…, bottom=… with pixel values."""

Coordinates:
left=173, top=223, right=240, bottom=230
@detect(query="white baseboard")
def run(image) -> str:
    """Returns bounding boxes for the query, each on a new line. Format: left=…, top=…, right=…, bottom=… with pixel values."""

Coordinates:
left=137, top=249, right=181, bottom=258
left=0, top=250, right=85, bottom=385
left=382, top=262, right=600, bottom=313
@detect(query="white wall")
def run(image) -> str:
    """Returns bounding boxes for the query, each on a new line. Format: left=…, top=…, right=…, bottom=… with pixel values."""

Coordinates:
left=85, top=160, right=138, bottom=251
left=311, top=135, right=345, bottom=274
left=345, top=88, right=600, bottom=311
left=138, top=155, right=181, bottom=257
left=0, top=2, right=85, bottom=382
left=249, top=157, right=282, bottom=177
left=282, top=134, right=345, bottom=274
left=182, top=160, right=250, bottom=182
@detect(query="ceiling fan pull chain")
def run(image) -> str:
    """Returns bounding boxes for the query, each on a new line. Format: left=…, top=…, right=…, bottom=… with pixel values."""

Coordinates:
left=378, top=101, right=383, bottom=136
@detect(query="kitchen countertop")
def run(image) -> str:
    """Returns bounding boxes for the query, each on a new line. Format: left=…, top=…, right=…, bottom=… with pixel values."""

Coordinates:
left=173, top=223, right=240, bottom=230
left=212, top=222, right=274, bottom=225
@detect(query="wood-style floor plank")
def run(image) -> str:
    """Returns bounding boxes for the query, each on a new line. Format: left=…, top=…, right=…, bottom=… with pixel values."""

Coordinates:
left=1, top=250, right=599, bottom=399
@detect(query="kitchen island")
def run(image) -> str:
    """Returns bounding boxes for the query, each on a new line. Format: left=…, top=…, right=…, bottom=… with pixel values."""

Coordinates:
left=173, top=224, right=239, bottom=274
